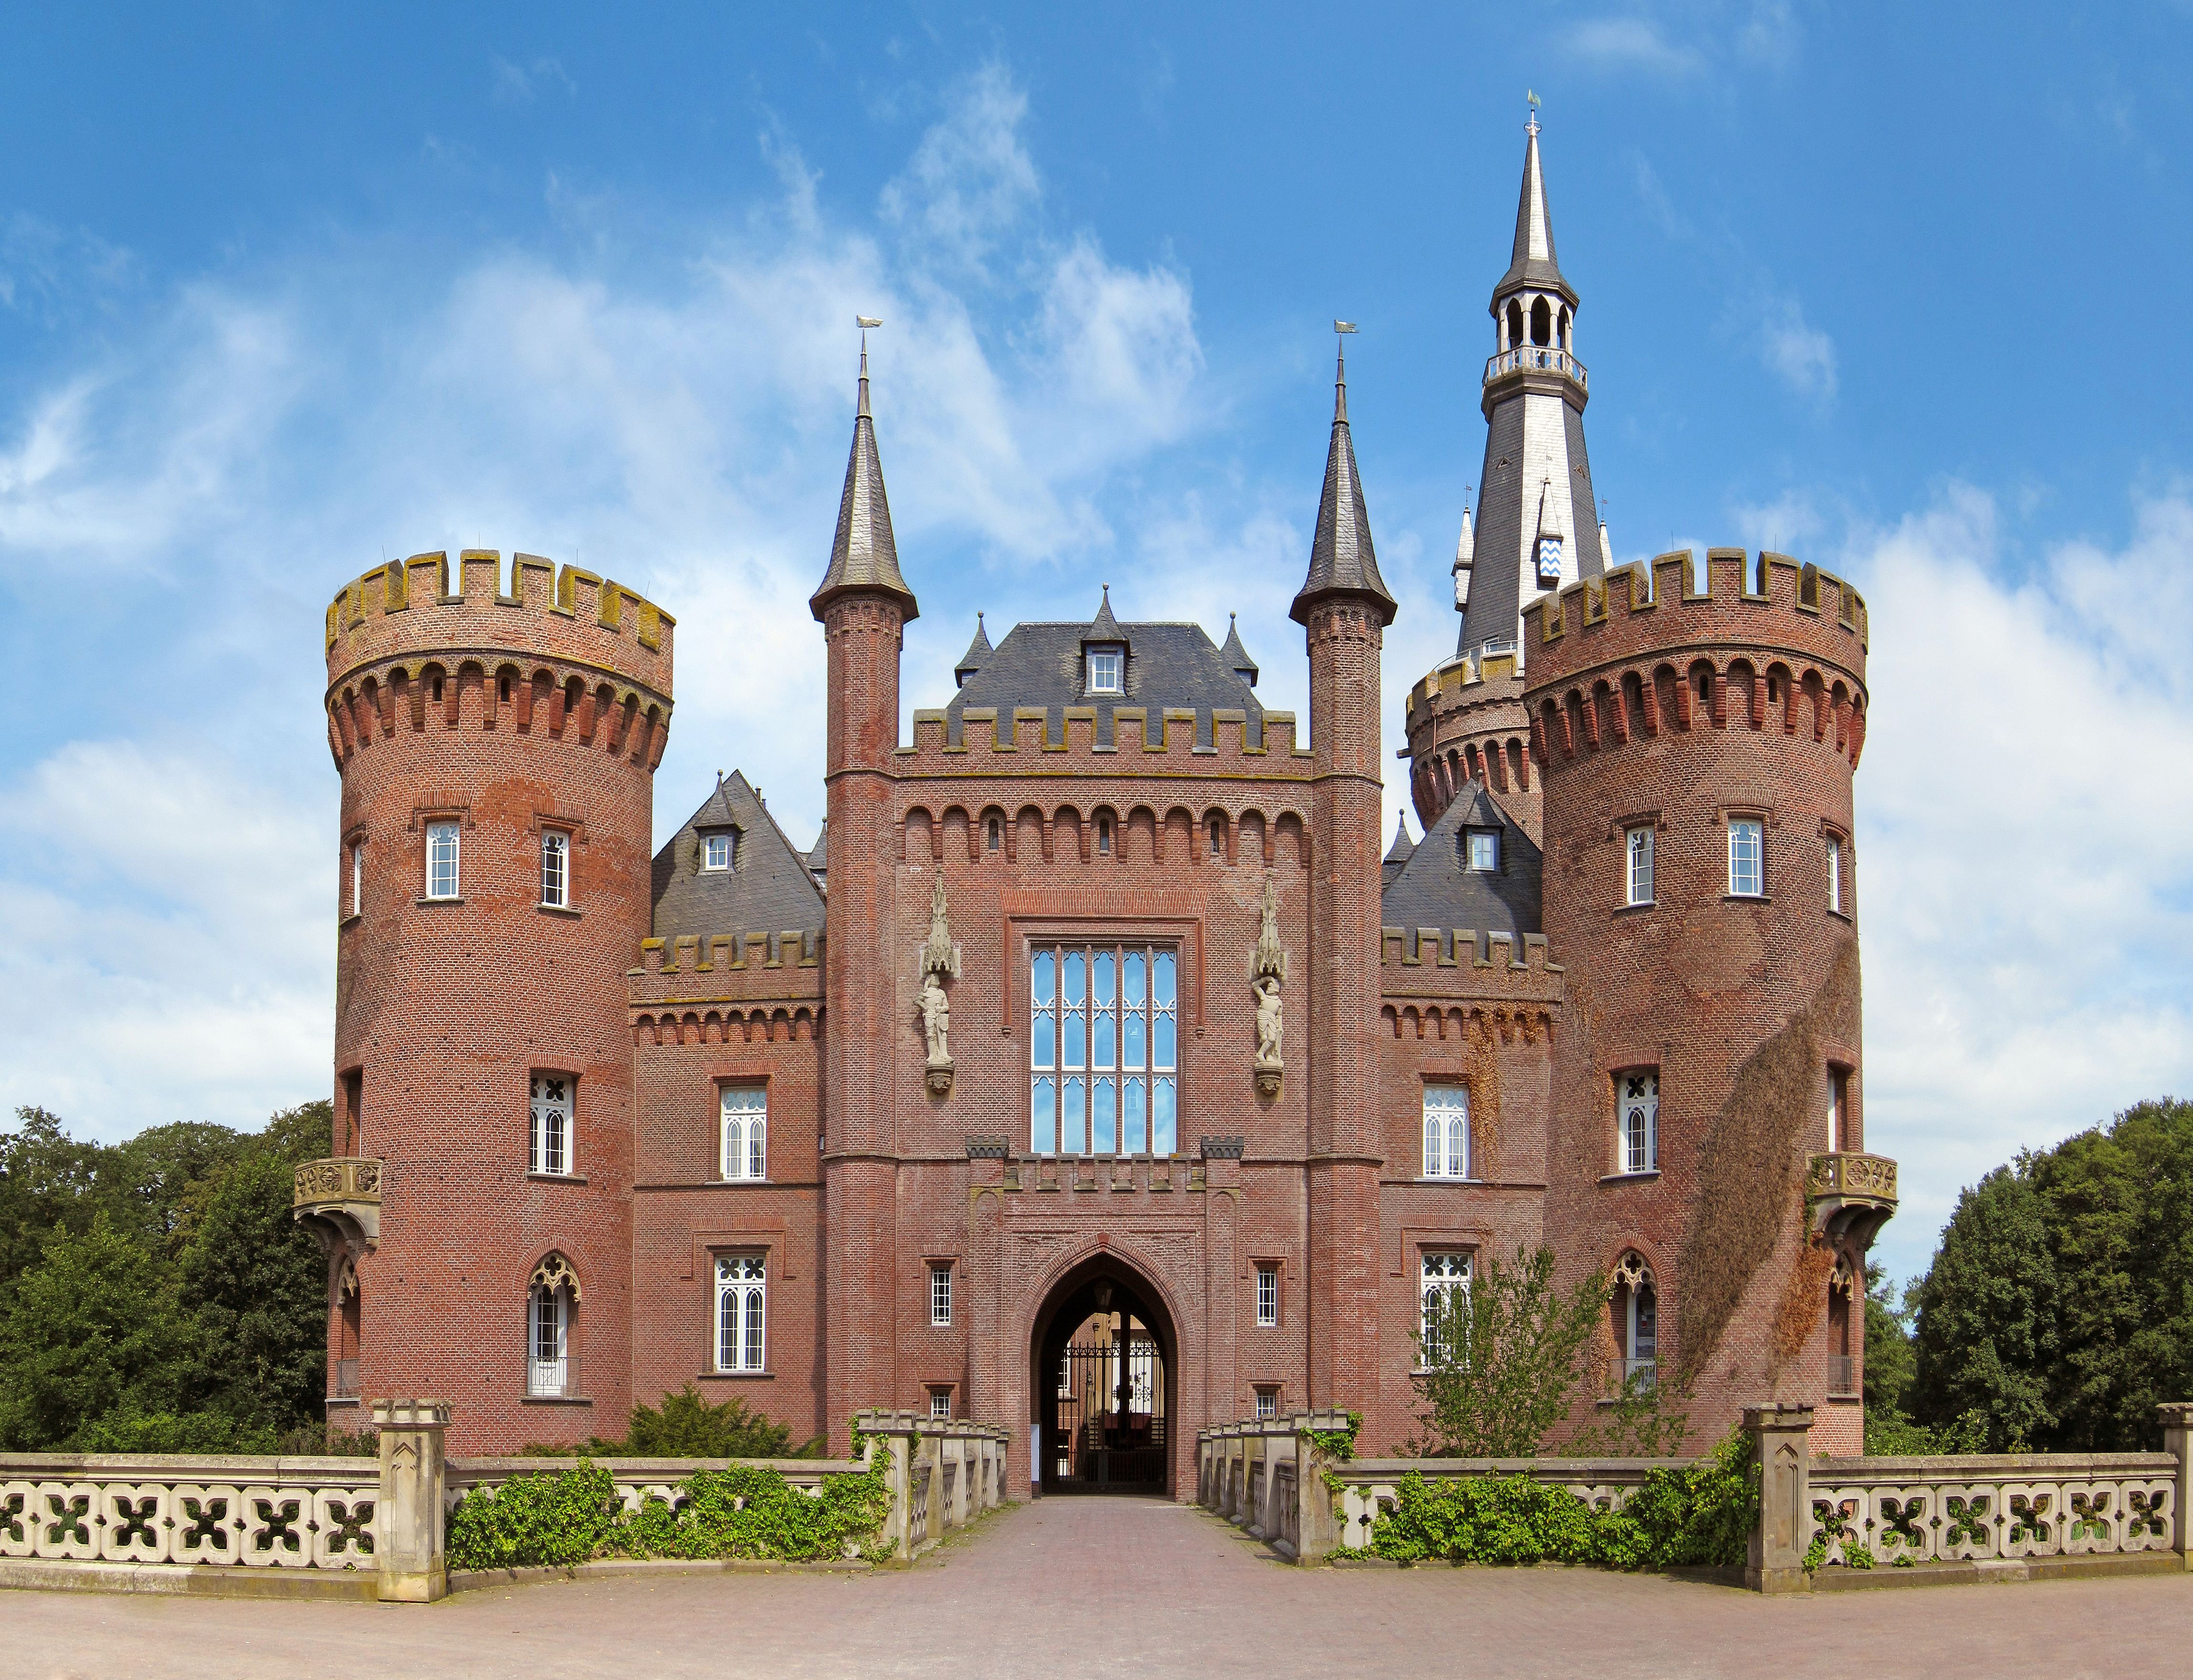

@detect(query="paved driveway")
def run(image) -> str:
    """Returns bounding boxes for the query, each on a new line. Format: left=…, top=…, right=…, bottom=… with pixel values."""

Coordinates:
left=12, top=1498, right=2193, bottom=1679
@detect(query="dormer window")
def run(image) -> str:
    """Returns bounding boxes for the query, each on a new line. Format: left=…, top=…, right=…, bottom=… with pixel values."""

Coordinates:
left=1466, top=830, right=1500, bottom=873
left=1086, top=649, right=1122, bottom=694
left=703, top=833, right=733, bottom=872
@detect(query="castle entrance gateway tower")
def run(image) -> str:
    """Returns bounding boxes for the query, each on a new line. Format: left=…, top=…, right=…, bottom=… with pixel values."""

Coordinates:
left=1032, top=1256, right=1177, bottom=1495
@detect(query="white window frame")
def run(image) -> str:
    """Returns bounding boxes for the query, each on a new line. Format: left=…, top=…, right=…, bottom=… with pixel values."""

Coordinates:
left=1728, top=818, right=1764, bottom=898
left=720, top=1086, right=767, bottom=1181
left=1827, top=834, right=1845, bottom=914
left=1625, top=826, right=1654, bottom=906
left=1255, top=1264, right=1279, bottom=1327
left=350, top=840, right=366, bottom=918
left=1419, top=1252, right=1472, bottom=1368
left=529, top=1074, right=573, bottom=1176
left=1029, top=942, right=1178, bottom=1158
left=540, top=830, right=569, bottom=908
left=425, top=820, right=461, bottom=899
left=930, top=1390, right=952, bottom=1420
left=1466, top=830, right=1500, bottom=872
left=930, top=1264, right=953, bottom=1326
left=1253, top=1387, right=1278, bottom=1421
left=1618, top=1071, right=1659, bottom=1175
left=528, top=1279, right=570, bottom=1396
left=1423, top=1084, right=1470, bottom=1179
left=703, top=832, right=732, bottom=872
left=1828, top=1067, right=1848, bottom=1153
left=714, top=1254, right=766, bottom=1373
left=1086, top=649, right=1122, bottom=694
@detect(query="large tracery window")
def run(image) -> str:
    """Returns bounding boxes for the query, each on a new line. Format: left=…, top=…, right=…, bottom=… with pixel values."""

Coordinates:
left=1030, top=943, right=1177, bottom=1156
left=715, top=1254, right=766, bottom=1373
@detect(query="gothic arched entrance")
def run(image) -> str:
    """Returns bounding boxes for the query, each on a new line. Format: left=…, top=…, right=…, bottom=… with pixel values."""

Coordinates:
left=1031, top=1255, right=1175, bottom=1496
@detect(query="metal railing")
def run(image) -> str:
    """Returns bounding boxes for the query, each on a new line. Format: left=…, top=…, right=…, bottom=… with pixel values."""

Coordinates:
left=1483, top=346, right=1588, bottom=388
left=1828, top=1354, right=1856, bottom=1396
left=332, top=1358, right=360, bottom=1399
left=1607, top=1356, right=1658, bottom=1393
left=527, top=1355, right=580, bottom=1399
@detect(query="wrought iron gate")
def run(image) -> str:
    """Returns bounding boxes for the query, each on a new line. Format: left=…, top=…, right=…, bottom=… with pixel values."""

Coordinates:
left=1053, top=1338, right=1166, bottom=1489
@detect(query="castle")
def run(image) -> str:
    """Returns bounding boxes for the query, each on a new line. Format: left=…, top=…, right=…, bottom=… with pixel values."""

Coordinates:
left=301, top=123, right=1894, bottom=1477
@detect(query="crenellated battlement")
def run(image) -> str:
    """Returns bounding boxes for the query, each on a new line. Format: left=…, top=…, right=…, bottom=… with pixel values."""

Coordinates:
left=326, top=550, right=674, bottom=694
left=1379, top=924, right=1563, bottom=1048
left=1520, top=549, right=1868, bottom=772
left=323, top=550, right=675, bottom=775
left=891, top=703, right=1310, bottom=778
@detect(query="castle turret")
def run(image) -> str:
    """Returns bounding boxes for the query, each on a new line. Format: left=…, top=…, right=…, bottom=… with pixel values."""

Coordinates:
left=1291, top=334, right=1394, bottom=1410
left=811, top=331, right=917, bottom=1449
left=1526, top=550, right=1890, bottom=1450
left=314, top=548, right=673, bottom=1451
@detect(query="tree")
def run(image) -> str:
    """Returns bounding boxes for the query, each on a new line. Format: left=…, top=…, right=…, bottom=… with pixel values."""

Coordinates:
left=0, top=1211, right=192, bottom=1449
left=179, top=1151, right=328, bottom=1434
left=1407, top=1244, right=1613, bottom=1458
left=1861, top=1261, right=1916, bottom=1416
left=0, top=1106, right=106, bottom=1291
left=1910, top=1164, right=2057, bottom=1450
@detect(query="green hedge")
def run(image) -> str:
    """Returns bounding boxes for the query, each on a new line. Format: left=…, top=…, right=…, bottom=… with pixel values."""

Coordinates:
left=445, top=1455, right=892, bottom=1571
left=1366, top=1426, right=1756, bottom=1570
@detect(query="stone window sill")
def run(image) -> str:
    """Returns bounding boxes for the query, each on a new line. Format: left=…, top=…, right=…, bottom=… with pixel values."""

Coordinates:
left=1826, top=1390, right=1861, bottom=1403
left=1722, top=893, right=1771, bottom=905
left=1598, top=1170, right=1661, bottom=1184
left=1613, top=901, right=1655, bottom=915
left=697, top=1370, right=775, bottom=1381
left=1829, top=908, right=1854, bottom=924
left=338, top=913, right=362, bottom=929
left=539, top=903, right=582, bottom=918
left=528, top=1172, right=589, bottom=1185
left=521, top=1395, right=594, bottom=1406
left=416, top=895, right=465, bottom=906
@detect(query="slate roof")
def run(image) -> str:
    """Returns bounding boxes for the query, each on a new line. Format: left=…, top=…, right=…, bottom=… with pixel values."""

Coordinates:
left=943, top=593, right=1264, bottom=749
left=651, top=770, right=826, bottom=941
left=1380, top=780, right=1542, bottom=948
left=1218, top=614, right=1259, bottom=686
left=1383, top=812, right=1417, bottom=887
left=805, top=819, right=828, bottom=891
left=1291, top=345, right=1396, bottom=625
left=1493, top=121, right=1576, bottom=307
left=809, top=341, right=918, bottom=622
left=954, top=615, right=992, bottom=685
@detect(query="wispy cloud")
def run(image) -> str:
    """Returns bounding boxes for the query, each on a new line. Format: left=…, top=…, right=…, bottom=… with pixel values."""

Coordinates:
left=491, top=55, right=577, bottom=107
left=1759, top=292, right=1837, bottom=401
left=1569, top=2, right=1802, bottom=82
left=1570, top=17, right=1707, bottom=79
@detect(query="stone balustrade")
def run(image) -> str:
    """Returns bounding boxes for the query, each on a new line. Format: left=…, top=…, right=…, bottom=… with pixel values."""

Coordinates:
left=1195, top=1410, right=1355, bottom=1563
left=851, top=1412, right=1011, bottom=1561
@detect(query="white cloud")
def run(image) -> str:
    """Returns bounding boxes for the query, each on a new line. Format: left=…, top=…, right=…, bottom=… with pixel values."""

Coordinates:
left=1849, top=484, right=2193, bottom=1279
left=1569, top=3, right=1802, bottom=81
left=1759, top=293, right=1837, bottom=401
left=1569, top=17, right=1707, bottom=77
left=879, top=62, right=1040, bottom=274
left=491, top=56, right=576, bottom=107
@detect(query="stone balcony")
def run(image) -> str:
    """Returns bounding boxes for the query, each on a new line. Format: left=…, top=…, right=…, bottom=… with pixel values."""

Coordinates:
left=293, top=1156, right=382, bottom=1248
left=1806, top=1151, right=1897, bottom=1248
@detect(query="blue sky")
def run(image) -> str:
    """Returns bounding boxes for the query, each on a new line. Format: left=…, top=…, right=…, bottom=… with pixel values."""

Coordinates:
left=2, top=2, right=2189, bottom=1285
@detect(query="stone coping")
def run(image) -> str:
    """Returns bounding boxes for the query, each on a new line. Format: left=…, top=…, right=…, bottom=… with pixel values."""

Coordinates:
left=450, top=1557, right=872, bottom=1593
left=1813, top=1452, right=2176, bottom=1475
left=0, top=1454, right=377, bottom=1480
left=1808, top=1552, right=2183, bottom=1591
left=447, top=1455, right=865, bottom=1478
left=0, top=1558, right=380, bottom=1601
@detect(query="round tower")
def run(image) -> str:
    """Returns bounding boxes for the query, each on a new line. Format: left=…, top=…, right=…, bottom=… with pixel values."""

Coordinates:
left=315, top=548, right=673, bottom=1453
left=1525, top=546, right=1891, bottom=1453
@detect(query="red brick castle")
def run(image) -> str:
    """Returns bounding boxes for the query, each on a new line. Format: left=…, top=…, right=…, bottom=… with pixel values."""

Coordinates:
left=302, top=124, right=1895, bottom=1478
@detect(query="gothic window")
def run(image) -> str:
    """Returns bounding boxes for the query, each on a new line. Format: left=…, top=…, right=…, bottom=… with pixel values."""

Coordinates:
left=529, top=1075, right=573, bottom=1176
left=720, top=1086, right=767, bottom=1181
left=1827, top=834, right=1845, bottom=914
left=350, top=839, right=366, bottom=917
left=1423, top=1085, right=1469, bottom=1178
left=1610, top=1251, right=1657, bottom=1388
left=1097, top=814, right=1113, bottom=855
left=1828, top=1256, right=1856, bottom=1395
left=986, top=815, right=1002, bottom=853
left=1255, top=1264, right=1279, bottom=1326
left=528, top=1254, right=579, bottom=1397
left=425, top=820, right=460, bottom=899
left=1209, top=816, right=1225, bottom=857
left=1728, top=819, right=1765, bottom=898
left=1030, top=944, right=1176, bottom=1157
left=1828, top=1067, right=1849, bottom=1153
left=1530, top=297, right=1551, bottom=346
left=1506, top=298, right=1524, bottom=349
left=540, top=830, right=570, bottom=909
left=1419, top=1252, right=1471, bottom=1367
left=1626, top=826, right=1654, bottom=906
left=930, top=1264, right=953, bottom=1326
left=1617, top=1071, right=1658, bottom=1174
left=715, top=1255, right=766, bottom=1373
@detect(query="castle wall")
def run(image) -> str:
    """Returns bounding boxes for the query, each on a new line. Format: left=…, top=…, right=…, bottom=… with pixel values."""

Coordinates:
left=1526, top=548, right=1868, bottom=1445
left=326, top=550, right=671, bottom=1454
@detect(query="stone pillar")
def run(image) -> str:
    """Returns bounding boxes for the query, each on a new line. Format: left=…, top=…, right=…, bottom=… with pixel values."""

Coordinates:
left=1292, top=1409, right=1348, bottom=1565
left=372, top=1397, right=451, bottom=1603
left=1744, top=1402, right=1814, bottom=1595
left=2160, top=1402, right=2193, bottom=1569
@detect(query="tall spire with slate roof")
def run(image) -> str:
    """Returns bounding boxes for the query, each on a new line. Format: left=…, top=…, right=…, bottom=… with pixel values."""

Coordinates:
left=810, top=331, right=918, bottom=623
left=1458, top=113, right=1604, bottom=662
left=1291, top=336, right=1397, bottom=626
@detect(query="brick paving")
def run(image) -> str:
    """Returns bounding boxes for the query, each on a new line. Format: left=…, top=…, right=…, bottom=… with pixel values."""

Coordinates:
left=12, top=1499, right=2193, bottom=1680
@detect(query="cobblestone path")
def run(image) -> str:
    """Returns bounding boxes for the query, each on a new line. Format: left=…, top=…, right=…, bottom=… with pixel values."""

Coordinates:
left=11, top=1497, right=2193, bottom=1679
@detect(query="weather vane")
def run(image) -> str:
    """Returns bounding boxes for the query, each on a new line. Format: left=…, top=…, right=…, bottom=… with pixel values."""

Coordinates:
left=1527, top=89, right=1540, bottom=134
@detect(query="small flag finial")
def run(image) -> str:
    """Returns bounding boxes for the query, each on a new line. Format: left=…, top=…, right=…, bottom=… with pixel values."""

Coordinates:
left=856, top=316, right=882, bottom=329
left=1527, top=89, right=1540, bottom=135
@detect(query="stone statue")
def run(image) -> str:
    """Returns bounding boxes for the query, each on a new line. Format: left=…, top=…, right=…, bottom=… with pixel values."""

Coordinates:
left=920, top=971, right=952, bottom=1066
left=1253, top=974, right=1283, bottom=1068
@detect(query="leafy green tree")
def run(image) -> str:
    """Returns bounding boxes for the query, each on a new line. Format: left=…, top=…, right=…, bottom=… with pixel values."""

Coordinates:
left=1861, top=1261, right=1916, bottom=1415
left=1910, top=1164, right=2057, bottom=1450
left=0, top=1106, right=107, bottom=1290
left=0, top=1211, right=192, bottom=1449
left=98, top=1121, right=249, bottom=1260
left=178, top=1151, right=328, bottom=1434
left=1407, top=1244, right=1611, bottom=1458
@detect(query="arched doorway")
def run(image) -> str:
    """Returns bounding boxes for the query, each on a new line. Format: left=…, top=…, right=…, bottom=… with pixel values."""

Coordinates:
left=1031, top=1255, right=1175, bottom=1496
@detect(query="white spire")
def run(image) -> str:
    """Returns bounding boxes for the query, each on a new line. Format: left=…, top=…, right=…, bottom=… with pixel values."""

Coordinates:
left=1453, top=496, right=1475, bottom=612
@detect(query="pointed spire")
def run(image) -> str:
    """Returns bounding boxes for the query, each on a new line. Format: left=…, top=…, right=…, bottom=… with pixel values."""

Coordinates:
left=1082, top=584, right=1127, bottom=647
left=1453, top=494, right=1476, bottom=615
left=1493, top=115, right=1576, bottom=308
left=1219, top=613, right=1259, bottom=687
left=810, top=328, right=918, bottom=623
left=1291, top=333, right=1397, bottom=626
left=1535, top=476, right=1568, bottom=544
left=954, top=611, right=992, bottom=686
left=1384, top=811, right=1416, bottom=865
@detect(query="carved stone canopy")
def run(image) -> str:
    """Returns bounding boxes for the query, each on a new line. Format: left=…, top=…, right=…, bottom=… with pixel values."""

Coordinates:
left=1253, top=877, right=1286, bottom=982
left=532, top=1252, right=582, bottom=1300
left=922, top=867, right=959, bottom=979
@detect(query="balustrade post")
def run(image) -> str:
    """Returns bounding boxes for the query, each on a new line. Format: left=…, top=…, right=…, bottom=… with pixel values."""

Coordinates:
left=1744, top=1402, right=1814, bottom=1594
left=1292, top=1409, right=1346, bottom=1565
left=371, top=1397, right=451, bottom=1603
left=2162, top=1402, right=2193, bottom=1569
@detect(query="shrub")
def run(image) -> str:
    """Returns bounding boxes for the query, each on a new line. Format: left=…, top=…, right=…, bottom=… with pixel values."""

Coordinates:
left=80, top=1411, right=278, bottom=1455
left=522, top=1384, right=802, bottom=1459
left=446, top=1460, right=622, bottom=1570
